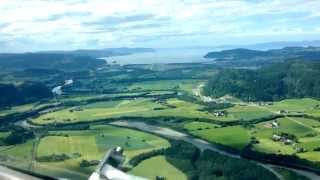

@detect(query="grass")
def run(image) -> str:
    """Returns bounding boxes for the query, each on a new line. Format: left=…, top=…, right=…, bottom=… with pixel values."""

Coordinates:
left=31, top=99, right=156, bottom=124
left=266, top=98, right=320, bottom=116
left=34, top=125, right=170, bottom=179
left=253, top=138, right=296, bottom=154
left=183, top=121, right=220, bottom=131
left=219, top=104, right=274, bottom=121
left=298, top=135, right=320, bottom=151
left=146, top=90, right=175, bottom=96
left=130, top=155, right=187, bottom=180
left=188, top=125, right=251, bottom=150
left=0, top=103, right=36, bottom=117
left=298, top=151, right=320, bottom=162
left=0, top=131, right=9, bottom=139
left=32, top=97, right=276, bottom=125
left=128, top=79, right=201, bottom=94
left=273, top=167, right=310, bottom=180
left=0, top=139, right=35, bottom=170
left=253, top=118, right=316, bottom=139
left=289, top=118, right=320, bottom=134
left=252, top=117, right=320, bottom=161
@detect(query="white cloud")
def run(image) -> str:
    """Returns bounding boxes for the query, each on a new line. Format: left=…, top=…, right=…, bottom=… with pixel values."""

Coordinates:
left=0, top=0, right=319, bottom=51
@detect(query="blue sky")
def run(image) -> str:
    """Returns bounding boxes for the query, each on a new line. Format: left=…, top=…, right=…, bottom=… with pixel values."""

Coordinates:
left=0, top=0, right=320, bottom=52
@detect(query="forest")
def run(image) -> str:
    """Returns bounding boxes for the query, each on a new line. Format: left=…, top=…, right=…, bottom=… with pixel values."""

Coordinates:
left=203, top=60, right=320, bottom=101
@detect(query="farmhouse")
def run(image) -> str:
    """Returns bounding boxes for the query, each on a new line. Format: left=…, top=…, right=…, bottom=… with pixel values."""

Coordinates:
left=272, top=134, right=294, bottom=145
left=278, top=110, right=289, bottom=114
left=258, top=102, right=273, bottom=106
left=213, top=111, right=225, bottom=117
left=284, top=139, right=293, bottom=145
left=271, top=121, right=279, bottom=128
left=69, top=107, right=83, bottom=112
left=272, top=134, right=281, bottom=141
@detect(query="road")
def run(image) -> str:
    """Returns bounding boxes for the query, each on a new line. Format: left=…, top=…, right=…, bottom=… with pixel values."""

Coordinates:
left=110, top=120, right=320, bottom=180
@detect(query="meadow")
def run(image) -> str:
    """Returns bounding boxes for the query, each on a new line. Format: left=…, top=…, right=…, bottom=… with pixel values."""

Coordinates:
left=127, top=79, right=201, bottom=95
left=32, top=97, right=276, bottom=125
left=251, top=117, right=320, bottom=162
left=0, top=125, right=170, bottom=180
left=0, top=103, right=36, bottom=117
left=260, top=98, right=320, bottom=116
left=186, top=125, right=251, bottom=150
left=130, top=155, right=187, bottom=180
left=1, top=62, right=320, bottom=179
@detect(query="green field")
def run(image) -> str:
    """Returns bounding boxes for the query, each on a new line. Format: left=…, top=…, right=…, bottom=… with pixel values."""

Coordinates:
left=0, top=125, right=170, bottom=180
left=220, top=104, right=274, bottom=121
left=0, top=103, right=36, bottom=117
left=130, top=155, right=187, bottom=180
left=0, top=139, right=35, bottom=170
left=251, top=117, right=320, bottom=161
left=264, top=98, right=320, bottom=116
left=32, top=97, right=276, bottom=125
left=273, top=167, right=310, bottom=180
left=127, top=79, right=201, bottom=94
left=187, top=125, right=251, bottom=150
left=183, top=121, right=220, bottom=131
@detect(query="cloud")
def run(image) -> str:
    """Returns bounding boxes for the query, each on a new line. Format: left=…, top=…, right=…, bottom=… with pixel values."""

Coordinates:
left=0, top=23, right=10, bottom=30
left=37, top=12, right=92, bottom=22
left=0, top=0, right=319, bottom=52
left=82, top=14, right=157, bottom=30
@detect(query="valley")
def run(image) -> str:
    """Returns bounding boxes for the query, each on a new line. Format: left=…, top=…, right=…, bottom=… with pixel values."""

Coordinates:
left=0, top=47, right=320, bottom=180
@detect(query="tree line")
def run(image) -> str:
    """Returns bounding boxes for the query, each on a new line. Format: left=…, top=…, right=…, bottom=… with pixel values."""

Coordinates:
left=203, top=60, right=320, bottom=101
left=0, top=82, right=52, bottom=108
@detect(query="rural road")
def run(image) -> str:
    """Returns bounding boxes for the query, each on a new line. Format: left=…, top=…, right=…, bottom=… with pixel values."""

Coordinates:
left=110, top=120, right=320, bottom=180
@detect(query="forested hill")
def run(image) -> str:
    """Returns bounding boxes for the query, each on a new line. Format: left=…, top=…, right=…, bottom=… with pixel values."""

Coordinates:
left=41, top=48, right=155, bottom=58
left=0, top=82, right=52, bottom=108
left=0, top=53, right=106, bottom=71
left=204, top=46, right=320, bottom=61
left=203, top=60, right=320, bottom=101
left=0, top=48, right=155, bottom=71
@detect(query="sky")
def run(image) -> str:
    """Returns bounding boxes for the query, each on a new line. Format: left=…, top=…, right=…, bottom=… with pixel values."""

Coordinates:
left=0, top=0, right=320, bottom=52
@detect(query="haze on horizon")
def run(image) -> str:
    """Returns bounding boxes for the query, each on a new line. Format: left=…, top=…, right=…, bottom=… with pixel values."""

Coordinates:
left=0, top=0, right=320, bottom=53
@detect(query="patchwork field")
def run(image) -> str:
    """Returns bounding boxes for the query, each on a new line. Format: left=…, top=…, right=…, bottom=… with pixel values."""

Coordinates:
left=0, top=103, right=36, bottom=117
left=0, top=125, right=170, bottom=180
left=32, top=97, right=276, bottom=125
left=251, top=117, right=320, bottom=162
left=260, top=98, right=320, bottom=116
left=183, top=121, right=220, bottom=131
left=130, top=155, right=187, bottom=180
left=0, top=139, right=35, bottom=170
left=127, top=79, right=201, bottom=95
left=186, top=125, right=251, bottom=150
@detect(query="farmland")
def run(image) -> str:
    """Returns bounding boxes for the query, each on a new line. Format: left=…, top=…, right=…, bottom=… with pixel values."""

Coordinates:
left=0, top=125, right=170, bottom=179
left=251, top=117, right=320, bottom=161
left=130, top=155, right=187, bottom=179
left=186, top=125, right=251, bottom=150
left=0, top=61, right=320, bottom=179
left=31, top=97, right=276, bottom=125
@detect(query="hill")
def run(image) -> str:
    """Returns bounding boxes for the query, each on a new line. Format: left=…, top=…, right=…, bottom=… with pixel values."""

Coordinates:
left=41, top=48, right=155, bottom=58
left=0, top=53, right=106, bottom=71
left=203, top=60, right=320, bottom=101
left=204, top=46, right=320, bottom=61
left=0, top=82, right=52, bottom=108
left=0, top=48, right=154, bottom=71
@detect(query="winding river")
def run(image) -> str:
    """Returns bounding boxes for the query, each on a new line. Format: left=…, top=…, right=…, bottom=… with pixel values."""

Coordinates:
left=110, top=120, right=320, bottom=180
left=15, top=112, right=320, bottom=180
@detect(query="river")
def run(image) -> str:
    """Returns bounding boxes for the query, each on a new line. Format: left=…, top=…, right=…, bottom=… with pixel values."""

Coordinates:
left=110, top=120, right=320, bottom=180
